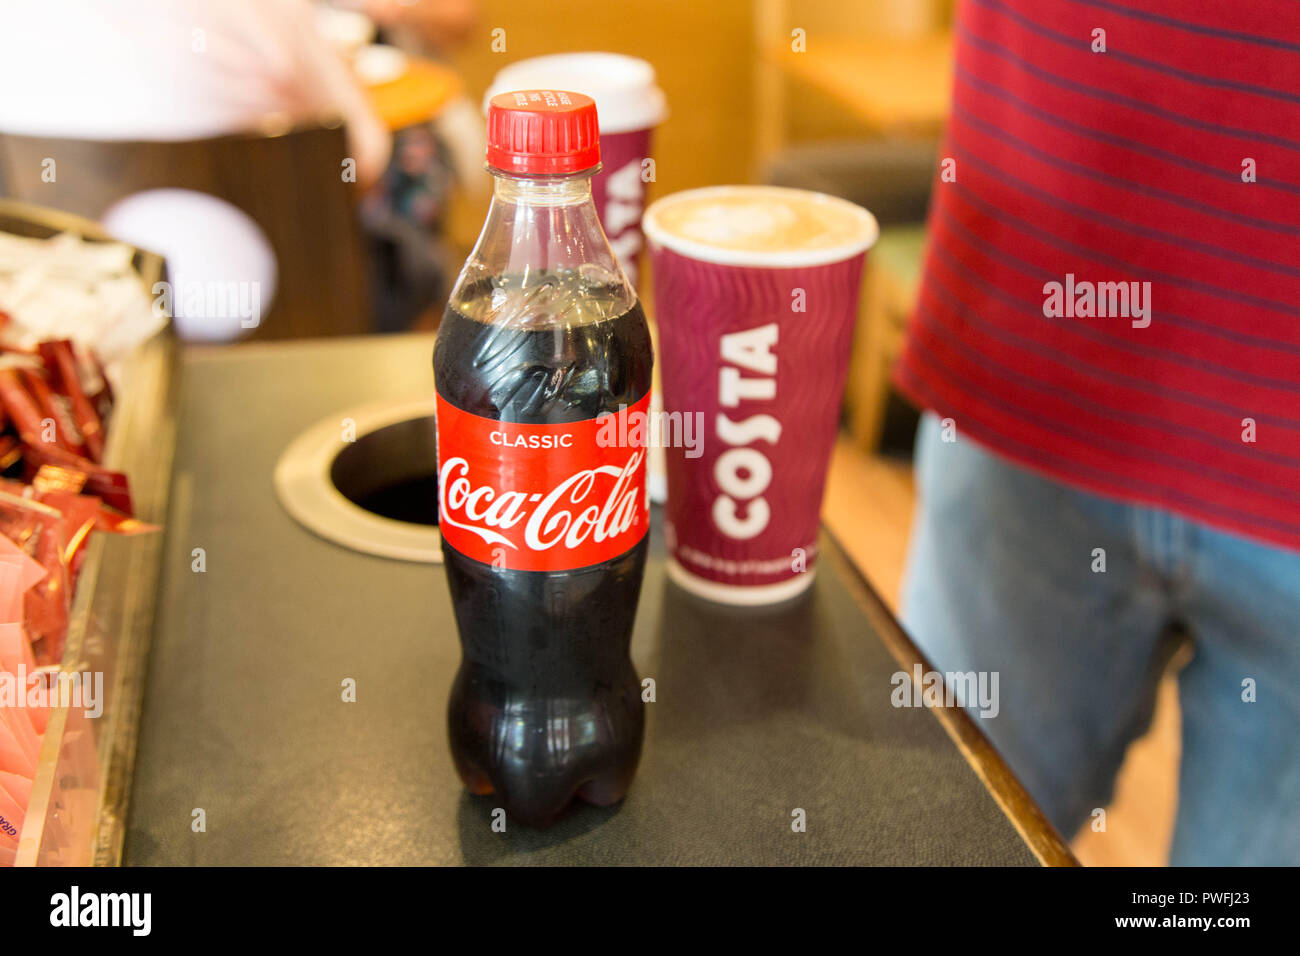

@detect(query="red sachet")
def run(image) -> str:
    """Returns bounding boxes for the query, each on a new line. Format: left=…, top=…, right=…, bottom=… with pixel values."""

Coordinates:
left=88, top=351, right=114, bottom=424
left=28, top=465, right=87, bottom=496
left=17, top=368, right=87, bottom=459
left=92, top=505, right=157, bottom=535
left=0, top=479, right=30, bottom=498
left=0, top=370, right=130, bottom=513
left=30, top=492, right=99, bottom=583
left=0, top=475, right=155, bottom=579
left=38, top=341, right=105, bottom=463
left=0, top=367, right=46, bottom=448
left=29, top=470, right=155, bottom=537
left=0, top=437, right=19, bottom=471
left=0, top=479, right=92, bottom=577
left=17, top=444, right=132, bottom=515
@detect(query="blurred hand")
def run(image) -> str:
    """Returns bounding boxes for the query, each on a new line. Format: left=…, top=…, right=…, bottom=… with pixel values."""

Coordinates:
left=366, top=0, right=478, bottom=52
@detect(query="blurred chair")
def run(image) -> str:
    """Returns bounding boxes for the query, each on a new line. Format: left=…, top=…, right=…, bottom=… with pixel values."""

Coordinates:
left=0, top=121, right=370, bottom=340
left=753, top=0, right=952, bottom=168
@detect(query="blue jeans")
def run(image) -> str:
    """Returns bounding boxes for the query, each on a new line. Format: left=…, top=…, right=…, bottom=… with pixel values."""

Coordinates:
left=901, top=413, right=1300, bottom=865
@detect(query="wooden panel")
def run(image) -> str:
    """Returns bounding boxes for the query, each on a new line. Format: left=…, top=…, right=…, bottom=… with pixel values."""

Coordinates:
left=0, top=124, right=370, bottom=340
left=767, top=33, right=953, bottom=135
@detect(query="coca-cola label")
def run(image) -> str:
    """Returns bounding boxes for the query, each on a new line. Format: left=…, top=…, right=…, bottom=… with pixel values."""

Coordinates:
left=435, top=392, right=650, bottom=571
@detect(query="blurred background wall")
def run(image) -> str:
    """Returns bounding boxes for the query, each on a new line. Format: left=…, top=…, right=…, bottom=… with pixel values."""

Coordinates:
left=443, top=0, right=953, bottom=250
left=445, top=0, right=753, bottom=249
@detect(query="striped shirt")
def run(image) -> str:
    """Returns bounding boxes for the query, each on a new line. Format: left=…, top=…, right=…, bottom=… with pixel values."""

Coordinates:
left=894, top=0, right=1300, bottom=551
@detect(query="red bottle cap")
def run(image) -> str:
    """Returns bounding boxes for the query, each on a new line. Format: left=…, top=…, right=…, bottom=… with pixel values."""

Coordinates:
left=486, top=90, right=601, bottom=176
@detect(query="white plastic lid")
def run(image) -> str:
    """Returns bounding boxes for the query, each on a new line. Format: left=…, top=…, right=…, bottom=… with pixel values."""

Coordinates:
left=484, top=52, right=667, bottom=134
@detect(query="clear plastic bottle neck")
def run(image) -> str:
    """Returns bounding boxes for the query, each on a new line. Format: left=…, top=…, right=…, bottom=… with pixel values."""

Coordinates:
left=447, top=165, right=636, bottom=328
left=491, top=169, right=595, bottom=207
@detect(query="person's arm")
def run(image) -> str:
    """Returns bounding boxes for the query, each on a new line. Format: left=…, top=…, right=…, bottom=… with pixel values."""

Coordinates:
left=256, top=0, right=393, bottom=189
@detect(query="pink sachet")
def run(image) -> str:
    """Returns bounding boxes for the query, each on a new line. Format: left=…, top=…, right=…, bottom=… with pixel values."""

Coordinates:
left=0, top=710, right=35, bottom=778
left=0, top=538, right=46, bottom=597
left=0, top=781, right=24, bottom=851
left=0, top=561, right=25, bottom=624
left=0, top=624, right=47, bottom=736
left=0, top=622, right=35, bottom=682
left=0, top=770, right=32, bottom=812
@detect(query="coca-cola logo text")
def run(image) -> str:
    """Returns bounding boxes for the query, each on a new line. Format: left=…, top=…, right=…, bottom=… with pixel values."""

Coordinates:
left=434, top=393, right=651, bottom=571
left=439, top=450, right=644, bottom=553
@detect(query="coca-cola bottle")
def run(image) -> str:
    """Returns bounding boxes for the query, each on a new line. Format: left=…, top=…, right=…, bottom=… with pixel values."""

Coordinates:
left=433, top=90, right=654, bottom=827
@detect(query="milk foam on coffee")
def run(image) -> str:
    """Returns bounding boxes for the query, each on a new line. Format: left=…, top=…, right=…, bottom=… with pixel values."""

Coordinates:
left=644, top=186, right=877, bottom=266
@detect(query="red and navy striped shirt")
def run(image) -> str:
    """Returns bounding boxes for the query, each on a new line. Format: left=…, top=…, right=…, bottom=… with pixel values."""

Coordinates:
left=895, top=0, right=1300, bottom=551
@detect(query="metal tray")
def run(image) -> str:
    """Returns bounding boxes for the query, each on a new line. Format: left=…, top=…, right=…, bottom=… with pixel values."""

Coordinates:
left=1, top=200, right=176, bottom=866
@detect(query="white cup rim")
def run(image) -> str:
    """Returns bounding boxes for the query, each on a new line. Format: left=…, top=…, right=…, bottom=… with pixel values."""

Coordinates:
left=643, top=185, right=879, bottom=269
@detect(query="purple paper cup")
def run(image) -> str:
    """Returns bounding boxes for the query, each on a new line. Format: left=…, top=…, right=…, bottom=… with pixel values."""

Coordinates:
left=643, top=186, right=878, bottom=605
left=591, top=125, right=654, bottom=288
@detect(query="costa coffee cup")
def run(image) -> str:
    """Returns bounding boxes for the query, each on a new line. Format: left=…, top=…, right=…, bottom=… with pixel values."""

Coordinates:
left=485, top=52, right=667, bottom=288
left=643, top=185, right=878, bottom=605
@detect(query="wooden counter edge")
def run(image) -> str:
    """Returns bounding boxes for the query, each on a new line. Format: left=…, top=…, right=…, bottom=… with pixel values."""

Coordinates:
left=822, top=525, right=1081, bottom=867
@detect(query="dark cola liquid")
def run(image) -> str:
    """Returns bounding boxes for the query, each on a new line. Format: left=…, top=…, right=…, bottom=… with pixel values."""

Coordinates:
left=434, top=277, right=653, bottom=827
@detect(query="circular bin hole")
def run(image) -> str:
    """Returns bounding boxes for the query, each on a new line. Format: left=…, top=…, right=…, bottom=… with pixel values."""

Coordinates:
left=274, top=398, right=443, bottom=563
left=330, top=415, right=439, bottom=526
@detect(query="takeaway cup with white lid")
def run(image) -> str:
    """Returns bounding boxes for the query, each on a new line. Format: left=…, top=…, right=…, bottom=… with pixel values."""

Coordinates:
left=485, top=53, right=667, bottom=287
left=643, top=185, right=878, bottom=605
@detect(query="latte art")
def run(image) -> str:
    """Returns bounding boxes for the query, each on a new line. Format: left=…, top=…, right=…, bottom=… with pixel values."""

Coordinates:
left=645, top=185, right=877, bottom=258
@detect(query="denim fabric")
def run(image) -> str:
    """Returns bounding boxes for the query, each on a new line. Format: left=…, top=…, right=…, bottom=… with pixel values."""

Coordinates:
left=901, top=412, right=1300, bottom=865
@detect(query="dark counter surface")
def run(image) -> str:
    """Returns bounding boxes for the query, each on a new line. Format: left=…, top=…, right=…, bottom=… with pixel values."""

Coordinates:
left=125, top=333, right=1068, bottom=865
